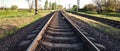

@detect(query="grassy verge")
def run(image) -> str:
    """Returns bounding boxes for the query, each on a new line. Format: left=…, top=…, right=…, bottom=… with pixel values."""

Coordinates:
left=78, top=11, right=120, bottom=22
left=67, top=12, right=120, bottom=38
left=0, top=10, right=54, bottom=39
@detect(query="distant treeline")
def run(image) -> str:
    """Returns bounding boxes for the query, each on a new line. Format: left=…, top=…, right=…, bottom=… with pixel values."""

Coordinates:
left=71, top=0, right=120, bottom=13
left=44, top=0, right=63, bottom=10
left=0, top=5, right=18, bottom=10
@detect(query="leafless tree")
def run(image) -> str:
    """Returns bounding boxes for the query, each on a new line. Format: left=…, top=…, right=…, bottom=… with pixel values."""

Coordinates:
left=26, top=0, right=35, bottom=12
left=93, top=0, right=107, bottom=13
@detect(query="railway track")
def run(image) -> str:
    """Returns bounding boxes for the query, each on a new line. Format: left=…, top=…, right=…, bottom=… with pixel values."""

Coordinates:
left=35, top=11, right=83, bottom=51
left=18, top=11, right=106, bottom=51
left=67, top=11, right=120, bottom=29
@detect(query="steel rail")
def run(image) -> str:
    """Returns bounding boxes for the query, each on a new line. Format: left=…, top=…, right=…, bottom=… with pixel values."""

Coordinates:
left=61, top=11, right=100, bottom=51
left=26, top=11, right=101, bottom=51
left=26, top=12, right=56, bottom=51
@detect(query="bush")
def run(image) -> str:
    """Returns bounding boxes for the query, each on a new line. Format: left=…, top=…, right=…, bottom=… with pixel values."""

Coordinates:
left=11, top=5, right=18, bottom=10
left=71, top=5, right=78, bottom=11
left=83, top=4, right=97, bottom=11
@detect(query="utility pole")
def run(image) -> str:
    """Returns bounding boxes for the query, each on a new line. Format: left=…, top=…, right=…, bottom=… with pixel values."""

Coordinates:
left=69, top=4, right=70, bottom=10
left=35, top=0, right=38, bottom=15
left=77, top=0, right=80, bottom=12
left=69, top=3, right=71, bottom=11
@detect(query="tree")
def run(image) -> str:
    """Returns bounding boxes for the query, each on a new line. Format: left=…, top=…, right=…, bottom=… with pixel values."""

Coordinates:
left=93, top=0, right=120, bottom=12
left=50, top=2, right=63, bottom=10
left=93, top=0, right=106, bottom=13
left=115, top=0, right=120, bottom=13
left=52, top=3, right=57, bottom=10
left=71, top=5, right=78, bottom=12
left=26, top=0, right=34, bottom=12
left=11, top=5, right=18, bottom=10
left=103, top=0, right=120, bottom=12
left=94, top=0, right=102, bottom=13
left=49, top=2, right=52, bottom=10
left=83, top=4, right=97, bottom=11
left=44, top=0, right=48, bottom=10
left=57, top=5, right=63, bottom=10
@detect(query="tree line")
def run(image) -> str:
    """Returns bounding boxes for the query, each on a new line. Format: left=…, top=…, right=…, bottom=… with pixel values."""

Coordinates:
left=0, top=5, right=18, bottom=10
left=0, top=0, right=63, bottom=11
left=44, top=0, right=63, bottom=10
left=93, top=0, right=120, bottom=13
left=72, top=0, right=120, bottom=13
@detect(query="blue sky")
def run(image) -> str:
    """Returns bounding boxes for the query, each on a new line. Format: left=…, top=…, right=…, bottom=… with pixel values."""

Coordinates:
left=0, top=0, right=93, bottom=9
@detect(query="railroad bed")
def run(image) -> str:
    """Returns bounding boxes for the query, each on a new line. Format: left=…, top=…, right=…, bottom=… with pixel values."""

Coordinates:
left=67, top=11, right=120, bottom=29
left=20, top=11, right=106, bottom=51
left=35, top=11, right=83, bottom=51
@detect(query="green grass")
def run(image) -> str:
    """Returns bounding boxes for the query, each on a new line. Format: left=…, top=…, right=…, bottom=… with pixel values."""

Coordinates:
left=0, top=10, right=54, bottom=39
left=78, top=11, right=120, bottom=22
left=0, top=10, right=33, bottom=19
left=67, top=12, right=120, bottom=38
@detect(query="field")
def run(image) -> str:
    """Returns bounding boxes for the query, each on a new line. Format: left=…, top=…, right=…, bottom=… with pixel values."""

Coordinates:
left=78, top=11, right=120, bottom=22
left=0, top=10, right=54, bottom=39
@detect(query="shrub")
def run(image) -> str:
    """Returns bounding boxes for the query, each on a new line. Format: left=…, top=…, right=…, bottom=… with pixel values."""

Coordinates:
left=11, top=5, right=18, bottom=10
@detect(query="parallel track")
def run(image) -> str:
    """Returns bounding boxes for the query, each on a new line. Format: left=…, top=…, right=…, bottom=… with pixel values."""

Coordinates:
left=26, top=11, right=105, bottom=51
left=67, top=11, right=120, bottom=29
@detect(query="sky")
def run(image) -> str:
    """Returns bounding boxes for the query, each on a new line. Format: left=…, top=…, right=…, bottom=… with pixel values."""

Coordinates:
left=0, top=0, right=93, bottom=9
